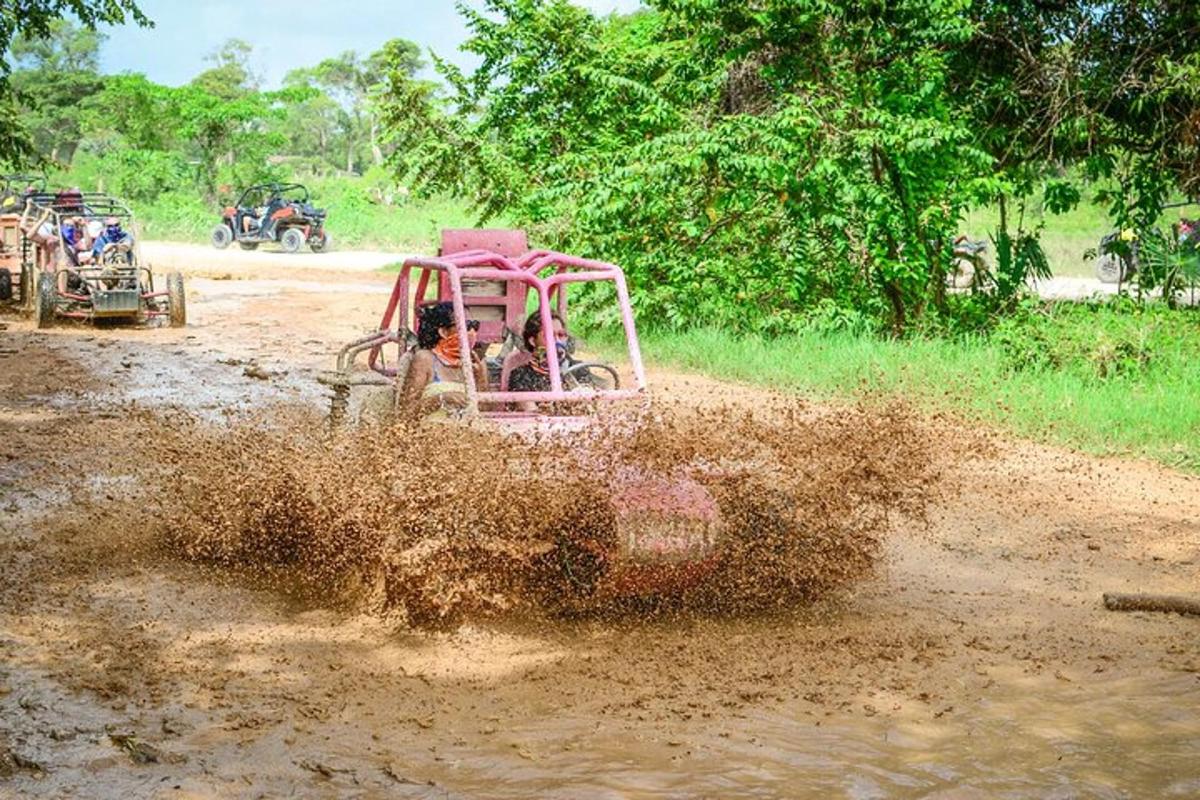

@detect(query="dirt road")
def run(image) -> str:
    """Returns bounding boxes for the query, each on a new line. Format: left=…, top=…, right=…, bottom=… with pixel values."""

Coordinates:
left=1, top=258, right=1198, bottom=798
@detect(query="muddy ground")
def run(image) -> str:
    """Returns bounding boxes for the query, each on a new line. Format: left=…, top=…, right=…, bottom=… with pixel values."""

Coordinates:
left=1, top=250, right=1198, bottom=799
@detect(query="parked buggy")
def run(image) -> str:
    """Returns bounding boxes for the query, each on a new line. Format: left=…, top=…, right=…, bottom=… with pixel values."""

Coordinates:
left=1094, top=200, right=1200, bottom=284
left=0, top=175, right=47, bottom=309
left=27, top=192, right=186, bottom=328
left=211, top=183, right=330, bottom=254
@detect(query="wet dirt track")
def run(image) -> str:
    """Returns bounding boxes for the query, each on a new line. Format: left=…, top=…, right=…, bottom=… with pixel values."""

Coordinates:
left=2, top=253, right=1199, bottom=799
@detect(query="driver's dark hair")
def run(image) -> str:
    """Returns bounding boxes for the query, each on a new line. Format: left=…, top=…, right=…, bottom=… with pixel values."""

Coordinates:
left=522, top=310, right=565, bottom=351
left=417, top=301, right=455, bottom=349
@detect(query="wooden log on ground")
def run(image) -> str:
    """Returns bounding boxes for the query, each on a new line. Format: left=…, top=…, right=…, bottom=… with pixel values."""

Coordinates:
left=1103, top=593, right=1200, bottom=617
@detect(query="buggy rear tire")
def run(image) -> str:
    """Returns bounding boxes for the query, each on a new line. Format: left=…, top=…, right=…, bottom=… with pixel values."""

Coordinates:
left=238, top=241, right=259, bottom=251
left=211, top=224, right=233, bottom=250
left=948, top=257, right=977, bottom=288
left=280, top=228, right=304, bottom=254
left=35, top=272, right=56, bottom=328
left=19, top=264, right=33, bottom=310
left=167, top=271, right=186, bottom=328
left=310, top=232, right=330, bottom=253
left=0, top=269, right=11, bottom=302
left=1095, top=253, right=1128, bottom=284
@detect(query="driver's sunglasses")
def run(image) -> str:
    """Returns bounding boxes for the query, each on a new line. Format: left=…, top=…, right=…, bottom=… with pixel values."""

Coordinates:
left=465, top=319, right=480, bottom=331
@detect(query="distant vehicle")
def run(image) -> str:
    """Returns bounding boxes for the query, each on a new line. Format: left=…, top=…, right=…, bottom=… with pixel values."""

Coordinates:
left=1094, top=200, right=1199, bottom=284
left=211, top=183, right=330, bottom=254
left=946, top=235, right=989, bottom=288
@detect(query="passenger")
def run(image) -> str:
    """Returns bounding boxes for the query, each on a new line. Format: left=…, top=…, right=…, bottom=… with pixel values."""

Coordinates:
left=18, top=201, right=60, bottom=271
left=92, top=216, right=134, bottom=264
left=62, top=216, right=93, bottom=265
left=507, top=310, right=572, bottom=396
left=398, top=301, right=488, bottom=418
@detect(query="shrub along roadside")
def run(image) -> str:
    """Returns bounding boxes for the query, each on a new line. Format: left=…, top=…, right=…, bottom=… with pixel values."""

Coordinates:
left=587, top=301, right=1200, bottom=472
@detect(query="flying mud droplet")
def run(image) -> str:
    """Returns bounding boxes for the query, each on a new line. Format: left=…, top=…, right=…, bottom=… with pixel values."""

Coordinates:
left=134, top=399, right=939, bottom=628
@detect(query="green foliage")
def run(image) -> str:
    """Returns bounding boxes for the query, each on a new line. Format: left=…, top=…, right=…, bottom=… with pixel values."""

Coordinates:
left=385, top=0, right=996, bottom=335
left=380, top=1, right=1200, bottom=336
left=0, top=0, right=148, bottom=166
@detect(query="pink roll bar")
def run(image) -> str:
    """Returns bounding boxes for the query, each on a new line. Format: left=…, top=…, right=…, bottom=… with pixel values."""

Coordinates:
left=373, top=249, right=647, bottom=414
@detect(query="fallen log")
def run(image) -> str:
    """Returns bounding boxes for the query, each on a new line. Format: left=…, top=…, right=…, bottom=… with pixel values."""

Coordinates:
left=1103, top=593, right=1200, bottom=617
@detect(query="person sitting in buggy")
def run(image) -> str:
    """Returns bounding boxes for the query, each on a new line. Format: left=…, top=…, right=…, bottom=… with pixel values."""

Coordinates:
left=19, top=201, right=60, bottom=271
left=92, top=216, right=134, bottom=264
left=61, top=216, right=93, bottom=266
left=507, top=310, right=572, bottom=395
left=398, top=301, right=489, bottom=419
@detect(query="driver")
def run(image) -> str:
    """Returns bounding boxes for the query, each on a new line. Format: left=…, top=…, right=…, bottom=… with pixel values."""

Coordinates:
left=507, top=310, right=574, bottom=397
left=398, top=301, right=489, bottom=419
left=92, top=216, right=134, bottom=263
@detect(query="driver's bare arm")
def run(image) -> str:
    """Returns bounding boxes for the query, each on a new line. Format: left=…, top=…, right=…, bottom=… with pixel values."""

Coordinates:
left=398, top=350, right=442, bottom=418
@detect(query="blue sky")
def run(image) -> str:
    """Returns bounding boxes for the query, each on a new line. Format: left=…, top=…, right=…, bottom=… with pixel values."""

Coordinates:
left=99, top=0, right=643, bottom=88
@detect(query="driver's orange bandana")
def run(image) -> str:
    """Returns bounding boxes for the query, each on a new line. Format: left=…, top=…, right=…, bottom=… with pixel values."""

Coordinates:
left=433, top=332, right=462, bottom=368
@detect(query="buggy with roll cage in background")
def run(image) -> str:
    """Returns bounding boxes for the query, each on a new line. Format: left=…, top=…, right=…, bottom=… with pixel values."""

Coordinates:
left=25, top=190, right=186, bottom=328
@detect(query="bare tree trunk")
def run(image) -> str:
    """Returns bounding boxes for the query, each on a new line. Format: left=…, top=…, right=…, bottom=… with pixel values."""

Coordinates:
left=370, top=120, right=383, bottom=167
left=1104, top=593, right=1200, bottom=616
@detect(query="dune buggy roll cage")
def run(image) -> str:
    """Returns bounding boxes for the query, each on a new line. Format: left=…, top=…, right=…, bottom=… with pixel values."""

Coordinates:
left=27, top=191, right=135, bottom=221
left=235, top=183, right=309, bottom=206
left=1, top=174, right=47, bottom=195
left=331, top=248, right=647, bottom=416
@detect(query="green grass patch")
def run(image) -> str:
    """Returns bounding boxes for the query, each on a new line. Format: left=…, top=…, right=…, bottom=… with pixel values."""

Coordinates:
left=588, top=302, right=1200, bottom=471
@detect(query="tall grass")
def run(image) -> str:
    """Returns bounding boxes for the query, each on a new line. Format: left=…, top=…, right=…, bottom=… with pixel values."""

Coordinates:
left=591, top=303, right=1200, bottom=471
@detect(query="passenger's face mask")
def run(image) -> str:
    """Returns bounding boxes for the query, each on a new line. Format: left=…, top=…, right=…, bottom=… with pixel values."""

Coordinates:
left=106, top=226, right=122, bottom=238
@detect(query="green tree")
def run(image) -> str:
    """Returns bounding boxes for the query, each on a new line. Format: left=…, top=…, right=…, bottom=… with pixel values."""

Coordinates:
left=10, top=19, right=106, bottom=163
left=0, top=0, right=149, bottom=166
left=384, top=0, right=988, bottom=334
left=191, top=38, right=260, bottom=100
left=302, top=39, right=425, bottom=173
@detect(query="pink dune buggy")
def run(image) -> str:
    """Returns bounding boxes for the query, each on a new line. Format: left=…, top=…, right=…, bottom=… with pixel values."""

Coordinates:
left=321, top=229, right=723, bottom=603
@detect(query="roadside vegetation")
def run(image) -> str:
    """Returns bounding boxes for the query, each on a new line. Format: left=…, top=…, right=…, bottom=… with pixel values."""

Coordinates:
left=593, top=303, right=1200, bottom=471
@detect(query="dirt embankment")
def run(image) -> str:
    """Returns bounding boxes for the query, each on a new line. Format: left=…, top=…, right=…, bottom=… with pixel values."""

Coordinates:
left=1, top=265, right=1198, bottom=798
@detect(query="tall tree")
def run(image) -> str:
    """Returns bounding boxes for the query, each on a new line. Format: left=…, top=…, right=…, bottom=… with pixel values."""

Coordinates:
left=304, top=39, right=425, bottom=173
left=191, top=38, right=260, bottom=100
left=0, top=0, right=149, bottom=166
left=10, top=19, right=106, bottom=163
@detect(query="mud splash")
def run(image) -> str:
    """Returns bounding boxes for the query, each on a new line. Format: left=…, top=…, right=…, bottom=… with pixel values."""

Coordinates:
left=139, top=400, right=938, bottom=628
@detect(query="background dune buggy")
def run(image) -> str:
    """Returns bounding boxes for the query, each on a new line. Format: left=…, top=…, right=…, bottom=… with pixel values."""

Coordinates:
left=211, top=183, right=330, bottom=254
left=27, top=192, right=186, bottom=328
left=0, top=174, right=48, bottom=309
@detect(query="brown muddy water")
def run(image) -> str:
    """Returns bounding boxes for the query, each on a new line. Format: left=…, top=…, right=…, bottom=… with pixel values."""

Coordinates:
left=2, top=269, right=1199, bottom=798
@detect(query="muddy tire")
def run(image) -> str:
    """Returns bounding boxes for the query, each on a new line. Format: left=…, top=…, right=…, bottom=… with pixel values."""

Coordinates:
left=238, top=241, right=259, bottom=251
left=167, top=272, right=186, bottom=328
left=1095, top=253, right=1127, bottom=284
left=0, top=269, right=11, bottom=302
left=19, top=264, right=33, bottom=310
left=310, top=232, right=330, bottom=253
left=211, top=224, right=233, bottom=250
left=948, top=257, right=976, bottom=288
left=280, top=228, right=304, bottom=254
left=35, top=272, right=56, bottom=328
